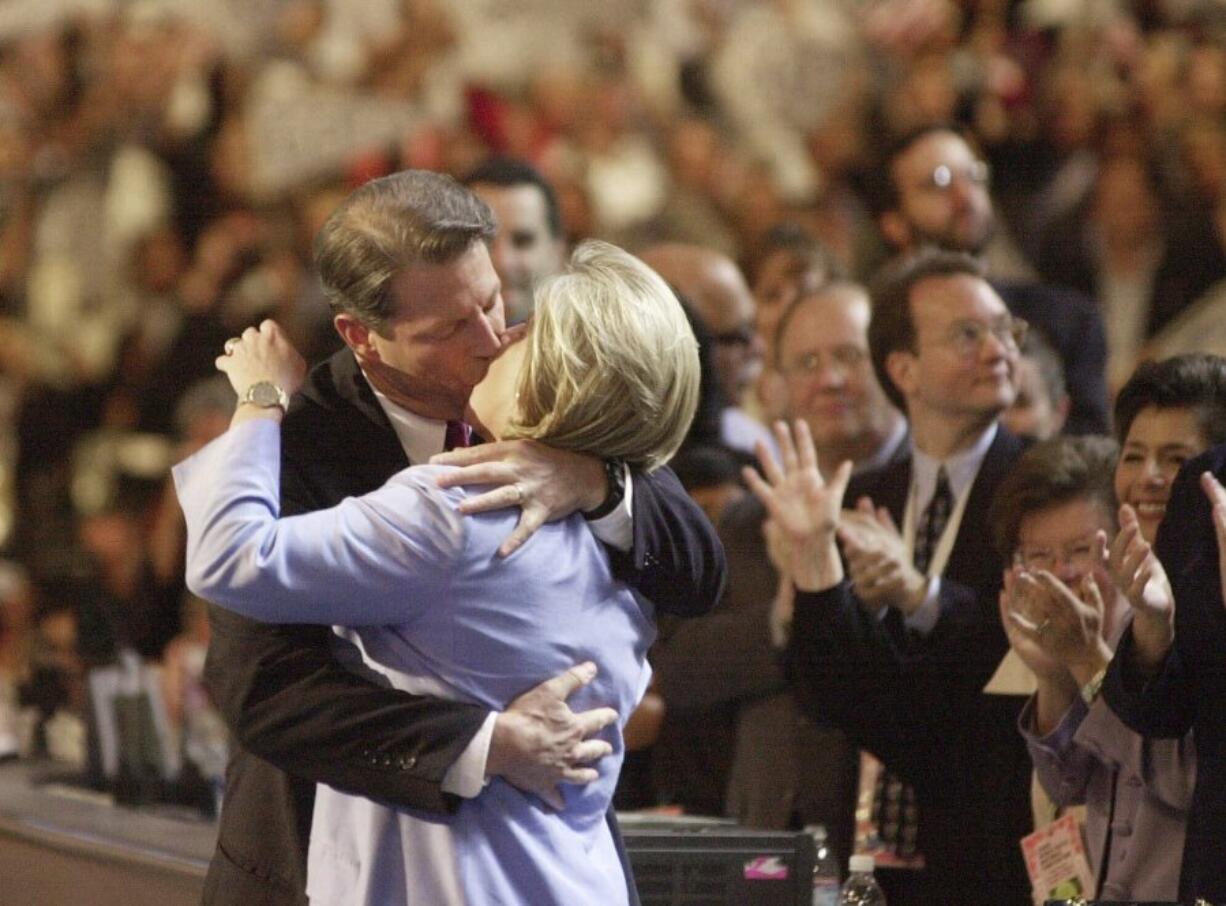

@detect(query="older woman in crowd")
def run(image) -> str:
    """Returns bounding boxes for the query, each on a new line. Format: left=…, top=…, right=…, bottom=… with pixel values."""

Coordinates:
left=997, top=354, right=1226, bottom=900
left=993, top=435, right=1193, bottom=901
left=173, top=240, right=699, bottom=906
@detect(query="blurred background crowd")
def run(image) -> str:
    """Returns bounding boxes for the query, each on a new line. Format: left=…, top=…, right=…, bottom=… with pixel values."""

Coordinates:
left=0, top=0, right=1224, bottom=857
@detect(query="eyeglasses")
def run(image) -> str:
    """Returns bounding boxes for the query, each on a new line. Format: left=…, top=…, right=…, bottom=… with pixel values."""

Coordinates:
left=918, top=160, right=991, bottom=192
left=1015, top=534, right=1099, bottom=573
left=927, top=316, right=1027, bottom=358
left=781, top=346, right=868, bottom=376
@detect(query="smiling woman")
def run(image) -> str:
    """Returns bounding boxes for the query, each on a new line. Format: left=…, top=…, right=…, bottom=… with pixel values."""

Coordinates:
left=1113, top=354, right=1226, bottom=543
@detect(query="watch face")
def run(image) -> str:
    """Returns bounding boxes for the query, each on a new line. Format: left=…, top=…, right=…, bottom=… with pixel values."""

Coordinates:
left=248, top=382, right=283, bottom=408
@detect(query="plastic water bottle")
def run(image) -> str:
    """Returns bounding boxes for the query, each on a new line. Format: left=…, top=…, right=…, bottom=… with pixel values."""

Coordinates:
left=807, top=825, right=841, bottom=906
left=840, top=854, right=886, bottom=906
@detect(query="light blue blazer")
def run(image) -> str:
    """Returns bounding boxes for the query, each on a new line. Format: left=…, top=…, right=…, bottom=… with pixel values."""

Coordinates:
left=174, top=419, right=654, bottom=905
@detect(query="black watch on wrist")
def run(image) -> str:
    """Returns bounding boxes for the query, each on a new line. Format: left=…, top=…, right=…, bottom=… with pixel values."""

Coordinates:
left=583, top=458, right=626, bottom=520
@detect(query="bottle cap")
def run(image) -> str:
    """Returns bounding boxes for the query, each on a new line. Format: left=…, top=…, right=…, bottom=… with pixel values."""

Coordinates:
left=804, top=824, right=828, bottom=841
left=848, top=854, right=875, bottom=874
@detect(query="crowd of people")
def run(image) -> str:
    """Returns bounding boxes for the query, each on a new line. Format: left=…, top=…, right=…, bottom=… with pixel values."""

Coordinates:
left=1, top=1, right=1226, bottom=904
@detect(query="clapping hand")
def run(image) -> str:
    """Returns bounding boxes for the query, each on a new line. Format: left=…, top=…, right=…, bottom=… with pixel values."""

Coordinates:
left=1002, top=566, right=1112, bottom=687
left=999, top=566, right=1066, bottom=682
left=742, top=420, right=852, bottom=592
left=1102, top=504, right=1174, bottom=671
left=838, top=500, right=928, bottom=615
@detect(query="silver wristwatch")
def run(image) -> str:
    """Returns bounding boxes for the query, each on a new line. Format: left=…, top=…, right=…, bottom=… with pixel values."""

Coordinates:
left=242, top=381, right=289, bottom=412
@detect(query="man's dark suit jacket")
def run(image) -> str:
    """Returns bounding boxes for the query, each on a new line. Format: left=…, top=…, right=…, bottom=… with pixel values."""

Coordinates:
left=1104, top=443, right=1226, bottom=901
left=787, top=426, right=1033, bottom=906
left=201, top=348, right=727, bottom=905
left=652, top=492, right=859, bottom=866
left=994, top=280, right=1108, bottom=436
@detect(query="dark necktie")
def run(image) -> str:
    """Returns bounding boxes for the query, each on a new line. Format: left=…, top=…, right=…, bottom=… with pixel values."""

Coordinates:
left=444, top=420, right=473, bottom=451
left=913, top=467, right=953, bottom=575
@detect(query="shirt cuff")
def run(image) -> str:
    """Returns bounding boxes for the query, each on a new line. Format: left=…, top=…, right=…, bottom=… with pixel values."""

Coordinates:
left=878, top=576, right=941, bottom=635
left=1019, top=691, right=1088, bottom=752
left=586, top=463, right=633, bottom=552
left=441, top=711, right=497, bottom=798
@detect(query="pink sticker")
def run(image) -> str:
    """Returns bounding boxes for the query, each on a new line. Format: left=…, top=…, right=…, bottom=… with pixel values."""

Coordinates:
left=743, top=856, right=789, bottom=881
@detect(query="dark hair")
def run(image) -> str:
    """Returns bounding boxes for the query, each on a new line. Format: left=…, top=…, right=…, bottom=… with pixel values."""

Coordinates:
left=863, top=123, right=977, bottom=220
left=1114, top=354, right=1226, bottom=446
left=866, top=249, right=987, bottom=412
left=675, top=292, right=726, bottom=449
left=670, top=443, right=746, bottom=492
left=751, top=222, right=845, bottom=285
left=313, top=170, right=496, bottom=329
left=461, top=156, right=564, bottom=240
left=989, top=435, right=1120, bottom=558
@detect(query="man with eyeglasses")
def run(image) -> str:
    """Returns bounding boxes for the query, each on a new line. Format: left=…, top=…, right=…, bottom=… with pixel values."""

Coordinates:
left=639, top=243, right=771, bottom=456
left=651, top=280, right=906, bottom=869
left=781, top=249, right=1033, bottom=905
left=871, top=124, right=1108, bottom=436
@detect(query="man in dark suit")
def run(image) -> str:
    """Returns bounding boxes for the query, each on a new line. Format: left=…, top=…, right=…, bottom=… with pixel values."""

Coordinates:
left=651, top=280, right=906, bottom=865
left=1104, top=446, right=1226, bottom=901
left=768, top=250, right=1033, bottom=905
left=871, top=124, right=1109, bottom=435
left=203, top=170, right=726, bottom=905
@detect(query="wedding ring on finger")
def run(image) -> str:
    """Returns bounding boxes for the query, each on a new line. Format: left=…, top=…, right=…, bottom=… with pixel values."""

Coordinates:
left=511, top=483, right=524, bottom=505
left=1037, top=617, right=1051, bottom=635
left=224, top=337, right=241, bottom=355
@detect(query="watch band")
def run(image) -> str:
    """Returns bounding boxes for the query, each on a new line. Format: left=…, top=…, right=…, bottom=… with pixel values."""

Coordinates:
left=583, top=458, right=626, bottom=520
left=242, top=381, right=289, bottom=412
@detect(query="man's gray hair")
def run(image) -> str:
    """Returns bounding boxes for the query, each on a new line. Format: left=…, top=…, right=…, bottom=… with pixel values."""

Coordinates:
left=313, top=170, right=496, bottom=331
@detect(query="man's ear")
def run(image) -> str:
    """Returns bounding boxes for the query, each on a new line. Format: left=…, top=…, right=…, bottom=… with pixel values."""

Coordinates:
left=334, top=314, right=379, bottom=362
left=879, top=211, right=911, bottom=251
left=885, top=348, right=917, bottom=401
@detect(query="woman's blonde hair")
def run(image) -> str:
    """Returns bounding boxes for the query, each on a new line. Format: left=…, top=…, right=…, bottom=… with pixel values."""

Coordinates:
left=505, top=240, right=700, bottom=472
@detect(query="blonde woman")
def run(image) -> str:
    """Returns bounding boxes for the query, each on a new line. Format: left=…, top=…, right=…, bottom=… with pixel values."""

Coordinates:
left=174, top=240, right=699, bottom=906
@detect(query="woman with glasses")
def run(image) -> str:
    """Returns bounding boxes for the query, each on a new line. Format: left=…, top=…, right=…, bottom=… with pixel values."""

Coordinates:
left=990, top=434, right=1194, bottom=900
left=173, top=241, right=700, bottom=905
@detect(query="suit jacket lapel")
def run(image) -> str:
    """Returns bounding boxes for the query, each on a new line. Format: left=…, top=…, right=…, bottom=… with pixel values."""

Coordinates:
left=945, top=426, right=1025, bottom=586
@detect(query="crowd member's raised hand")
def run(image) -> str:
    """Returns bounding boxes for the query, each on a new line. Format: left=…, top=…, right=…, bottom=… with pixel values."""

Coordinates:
left=999, top=566, right=1068, bottom=684
left=1102, top=504, right=1174, bottom=672
left=1203, top=471, right=1226, bottom=613
left=742, top=420, right=851, bottom=592
left=838, top=499, right=927, bottom=616
left=1002, top=566, right=1112, bottom=686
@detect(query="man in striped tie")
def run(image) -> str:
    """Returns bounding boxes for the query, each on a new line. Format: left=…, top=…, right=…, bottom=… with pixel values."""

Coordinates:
left=769, top=248, right=1035, bottom=906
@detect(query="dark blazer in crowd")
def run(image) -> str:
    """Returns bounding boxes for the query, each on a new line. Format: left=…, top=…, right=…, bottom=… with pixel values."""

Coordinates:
left=787, top=427, right=1033, bottom=906
left=993, top=280, right=1108, bottom=436
left=1104, top=443, right=1226, bottom=902
left=652, top=492, right=861, bottom=866
left=201, top=348, right=727, bottom=905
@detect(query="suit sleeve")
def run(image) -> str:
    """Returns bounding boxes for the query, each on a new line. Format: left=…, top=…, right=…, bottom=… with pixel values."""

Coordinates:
left=612, top=466, right=727, bottom=618
left=787, top=582, right=933, bottom=782
left=200, top=404, right=487, bottom=814
left=204, top=607, right=486, bottom=812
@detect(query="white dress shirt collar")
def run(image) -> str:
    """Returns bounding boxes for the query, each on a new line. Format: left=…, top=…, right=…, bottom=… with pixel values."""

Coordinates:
left=910, top=420, right=997, bottom=514
left=367, top=381, right=448, bottom=465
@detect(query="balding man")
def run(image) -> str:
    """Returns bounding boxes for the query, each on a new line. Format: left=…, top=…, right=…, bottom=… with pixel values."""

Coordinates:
left=651, top=280, right=905, bottom=866
left=639, top=243, right=769, bottom=455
